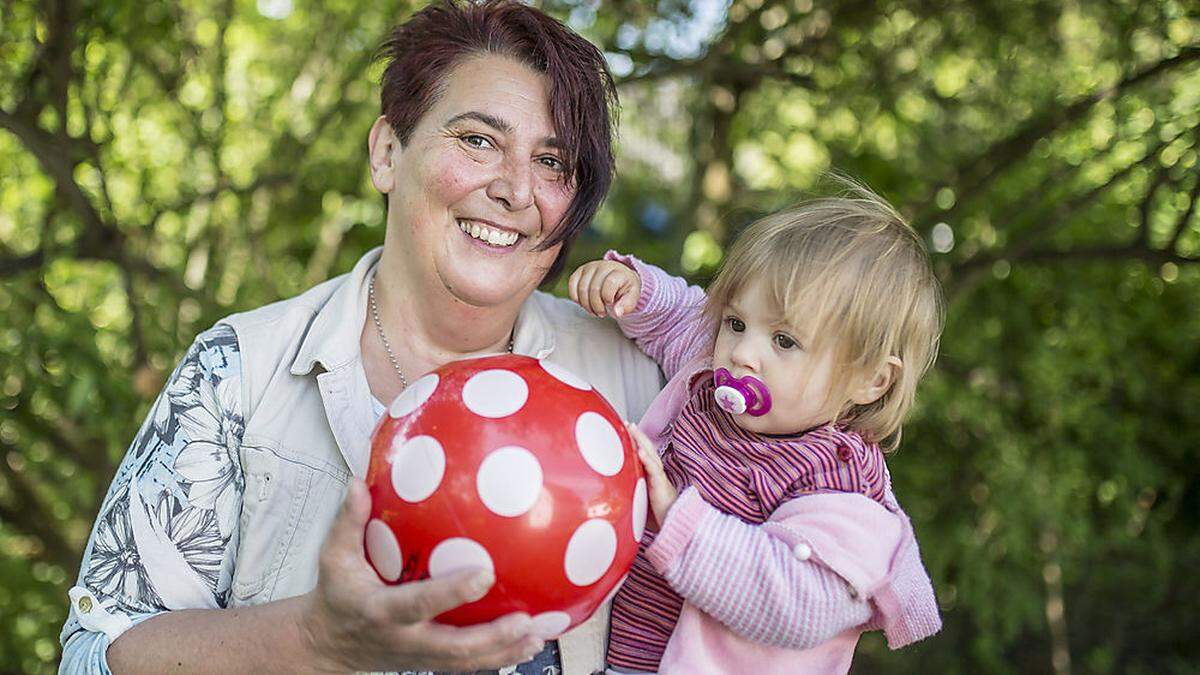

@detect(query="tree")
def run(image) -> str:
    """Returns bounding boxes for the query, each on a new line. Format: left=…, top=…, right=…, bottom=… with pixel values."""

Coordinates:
left=2, top=0, right=1197, bottom=672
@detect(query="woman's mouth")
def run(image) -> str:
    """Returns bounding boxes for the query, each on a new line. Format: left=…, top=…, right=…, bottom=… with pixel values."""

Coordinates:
left=457, top=219, right=520, bottom=248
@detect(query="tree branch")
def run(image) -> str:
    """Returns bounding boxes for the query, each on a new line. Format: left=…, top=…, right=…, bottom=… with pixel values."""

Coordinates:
left=951, top=125, right=1193, bottom=281
left=1006, top=244, right=1200, bottom=267
left=917, top=46, right=1200, bottom=230
left=1135, top=164, right=1170, bottom=249
left=12, top=0, right=76, bottom=125
left=1166, top=175, right=1200, bottom=253
left=0, top=444, right=80, bottom=570
left=7, top=396, right=116, bottom=495
left=0, top=249, right=46, bottom=277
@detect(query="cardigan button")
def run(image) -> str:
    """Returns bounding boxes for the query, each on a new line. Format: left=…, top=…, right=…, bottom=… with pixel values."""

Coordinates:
left=792, top=542, right=812, bottom=561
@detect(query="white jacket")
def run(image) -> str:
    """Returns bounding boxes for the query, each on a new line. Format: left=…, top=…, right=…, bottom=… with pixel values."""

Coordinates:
left=221, top=247, right=661, bottom=673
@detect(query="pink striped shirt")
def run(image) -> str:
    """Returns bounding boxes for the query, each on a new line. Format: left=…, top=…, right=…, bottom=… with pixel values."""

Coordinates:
left=601, top=251, right=924, bottom=672
left=607, top=374, right=892, bottom=670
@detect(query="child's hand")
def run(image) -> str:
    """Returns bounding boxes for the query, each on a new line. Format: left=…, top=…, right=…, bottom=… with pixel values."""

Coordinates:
left=626, top=422, right=677, bottom=531
left=568, top=261, right=641, bottom=318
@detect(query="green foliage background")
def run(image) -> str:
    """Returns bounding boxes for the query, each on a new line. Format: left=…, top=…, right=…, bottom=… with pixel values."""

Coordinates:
left=2, top=0, right=1198, bottom=672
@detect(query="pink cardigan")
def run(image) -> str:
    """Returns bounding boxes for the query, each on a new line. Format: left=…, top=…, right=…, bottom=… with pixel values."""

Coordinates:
left=607, top=251, right=942, bottom=672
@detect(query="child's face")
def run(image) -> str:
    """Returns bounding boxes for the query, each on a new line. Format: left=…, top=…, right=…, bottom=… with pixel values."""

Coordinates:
left=713, top=278, right=838, bottom=436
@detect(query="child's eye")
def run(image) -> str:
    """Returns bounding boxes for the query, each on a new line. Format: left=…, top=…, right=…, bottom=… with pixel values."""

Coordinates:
left=461, top=134, right=495, bottom=150
left=726, top=317, right=745, bottom=332
left=774, top=333, right=799, bottom=350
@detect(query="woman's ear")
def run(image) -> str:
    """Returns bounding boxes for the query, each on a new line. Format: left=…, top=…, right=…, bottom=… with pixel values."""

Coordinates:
left=851, top=356, right=902, bottom=406
left=368, top=116, right=398, bottom=193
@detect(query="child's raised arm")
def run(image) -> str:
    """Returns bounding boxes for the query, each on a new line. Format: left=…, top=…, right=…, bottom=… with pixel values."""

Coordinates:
left=568, top=251, right=711, bottom=379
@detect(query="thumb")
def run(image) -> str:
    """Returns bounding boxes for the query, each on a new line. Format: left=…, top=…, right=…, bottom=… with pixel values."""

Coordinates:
left=613, top=286, right=639, bottom=318
left=328, top=478, right=372, bottom=555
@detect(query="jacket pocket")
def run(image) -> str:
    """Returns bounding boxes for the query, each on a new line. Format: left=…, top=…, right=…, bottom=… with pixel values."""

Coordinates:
left=231, top=439, right=315, bottom=602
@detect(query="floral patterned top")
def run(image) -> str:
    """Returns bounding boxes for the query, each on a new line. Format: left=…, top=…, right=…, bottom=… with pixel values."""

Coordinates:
left=59, top=325, right=562, bottom=675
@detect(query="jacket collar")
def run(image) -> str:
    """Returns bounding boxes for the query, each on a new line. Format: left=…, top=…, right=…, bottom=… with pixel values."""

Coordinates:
left=290, top=247, right=380, bottom=377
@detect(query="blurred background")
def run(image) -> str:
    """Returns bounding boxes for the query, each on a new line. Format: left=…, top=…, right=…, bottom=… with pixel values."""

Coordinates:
left=1, top=0, right=1198, bottom=672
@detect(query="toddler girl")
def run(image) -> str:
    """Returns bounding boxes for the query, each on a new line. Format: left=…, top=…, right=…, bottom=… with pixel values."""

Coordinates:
left=569, top=186, right=944, bottom=673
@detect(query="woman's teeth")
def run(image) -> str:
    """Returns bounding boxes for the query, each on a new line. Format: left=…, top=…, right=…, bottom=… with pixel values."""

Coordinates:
left=458, top=220, right=519, bottom=247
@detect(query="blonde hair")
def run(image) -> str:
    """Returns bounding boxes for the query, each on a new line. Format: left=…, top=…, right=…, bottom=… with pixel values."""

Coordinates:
left=705, top=179, right=944, bottom=451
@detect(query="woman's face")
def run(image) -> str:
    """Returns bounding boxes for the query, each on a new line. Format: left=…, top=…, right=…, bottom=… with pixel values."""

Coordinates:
left=372, top=54, right=574, bottom=309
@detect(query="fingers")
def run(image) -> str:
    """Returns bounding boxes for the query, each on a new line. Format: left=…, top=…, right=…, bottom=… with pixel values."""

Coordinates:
left=588, top=268, right=610, bottom=317
left=626, top=422, right=676, bottom=527
left=627, top=422, right=664, bottom=478
left=567, top=266, right=585, bottom=306
left=376, top=568, right=496, bottom=624
left=421, top=613, right=544, bottom=670
left=569, top=264, right=601, bottom=316
left=625, top=421, right=655, bottom=455
left=612, top=277, right=639, bottom=317
left=599, top=270, right=634, bottom=317
left=569, top=262, right=638, bottom=318
left=637, top=440, right=667, bottom=484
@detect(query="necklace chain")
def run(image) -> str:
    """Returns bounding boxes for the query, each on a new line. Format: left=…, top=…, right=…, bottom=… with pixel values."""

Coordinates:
left=368, top=273, right=513, bottom=389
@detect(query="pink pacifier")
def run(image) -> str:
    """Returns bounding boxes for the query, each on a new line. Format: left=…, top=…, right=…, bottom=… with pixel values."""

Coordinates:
left=713, top=368, right=772, bottom=416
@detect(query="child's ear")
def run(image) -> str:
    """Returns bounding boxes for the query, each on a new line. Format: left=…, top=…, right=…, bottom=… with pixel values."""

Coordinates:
left=851, top=356, right=902, bottom=406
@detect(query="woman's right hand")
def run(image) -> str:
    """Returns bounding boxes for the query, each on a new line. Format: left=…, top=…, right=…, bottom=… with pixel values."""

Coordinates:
left=568, top=260, right=641, bottom=318
left=300, top=479, right=544, bottom=673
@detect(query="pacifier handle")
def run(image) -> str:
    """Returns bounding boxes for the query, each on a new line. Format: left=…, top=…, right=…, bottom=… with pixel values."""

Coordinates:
left=713, top=368, right=772, bottom=417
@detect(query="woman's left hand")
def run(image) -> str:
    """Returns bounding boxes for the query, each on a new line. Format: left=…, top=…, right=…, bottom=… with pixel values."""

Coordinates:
left=626, top=422, right=677, bottom=530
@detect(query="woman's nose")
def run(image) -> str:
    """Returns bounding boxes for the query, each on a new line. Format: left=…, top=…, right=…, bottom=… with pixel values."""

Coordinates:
left=486, top=161, right=534, bottom=211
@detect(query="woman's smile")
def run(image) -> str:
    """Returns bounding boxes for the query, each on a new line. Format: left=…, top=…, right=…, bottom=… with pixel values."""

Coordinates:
left=456, top=217, right=523, bottom=249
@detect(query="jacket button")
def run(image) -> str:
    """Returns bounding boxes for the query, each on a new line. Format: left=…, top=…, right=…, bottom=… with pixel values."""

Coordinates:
left=792, top=542, right=812, bottom=561
left=77, top=596, right=93, bottom=614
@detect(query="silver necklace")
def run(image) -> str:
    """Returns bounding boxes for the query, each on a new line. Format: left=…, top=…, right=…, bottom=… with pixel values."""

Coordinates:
left=368, top=273, right=514, bottom=389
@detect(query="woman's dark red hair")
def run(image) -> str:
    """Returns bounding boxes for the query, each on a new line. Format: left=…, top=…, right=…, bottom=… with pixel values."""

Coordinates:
left=376, top=0, right=618, bottom=283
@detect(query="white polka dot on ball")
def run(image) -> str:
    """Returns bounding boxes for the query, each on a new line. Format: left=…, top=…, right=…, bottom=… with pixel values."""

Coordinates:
left=632, top=478, right=648, bottom=542
left=390, top=435, right=445, bottom=503
left=575, top=412, right=624, bottom=476
left=539, top=360, right=592, bottom=390
left=428, top=537, right=495, bottom=578
left=365, top=519, right=403, bottom=582
left=563, top=518, right=617, bottom=586
left=462, top=369, right=529, bottom=418
left=389, top=374, right=439, bottom=418
left=531, top=611, right=572, bottom=639
left=476, top=446, right=543, bottom=517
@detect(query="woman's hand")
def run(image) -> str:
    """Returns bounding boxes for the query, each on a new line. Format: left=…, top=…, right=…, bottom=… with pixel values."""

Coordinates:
left=626, top=422, right=677, bottom=531
left=568, top=260, right=641, bottom=318
left=300, top=480, right=544, bottom=673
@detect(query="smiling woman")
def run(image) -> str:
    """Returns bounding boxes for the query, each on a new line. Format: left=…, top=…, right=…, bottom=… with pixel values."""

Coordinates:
left=57, top=2, right=662, bottom=674
left=367, top=54, right=575, bottom=341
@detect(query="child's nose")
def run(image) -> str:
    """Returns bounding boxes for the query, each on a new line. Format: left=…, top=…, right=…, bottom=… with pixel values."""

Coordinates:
left=730, top=337, right=760, bottom=372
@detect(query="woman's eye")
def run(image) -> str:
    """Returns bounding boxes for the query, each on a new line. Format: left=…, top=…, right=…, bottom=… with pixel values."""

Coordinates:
left=774, top=333, right=798, bottom=350
left=538, top=156, right=565, bottom=173
left=727, top=317, right=745, bottom=332
left=461, top=134, right=493, bottom=149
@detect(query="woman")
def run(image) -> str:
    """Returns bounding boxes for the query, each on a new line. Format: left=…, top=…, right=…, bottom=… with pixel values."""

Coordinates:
left=59, top=2, right=662, bottom=673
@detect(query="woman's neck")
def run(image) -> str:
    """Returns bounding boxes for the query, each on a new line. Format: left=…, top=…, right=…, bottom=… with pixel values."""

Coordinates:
left=369, top=249, right=520, bottom=380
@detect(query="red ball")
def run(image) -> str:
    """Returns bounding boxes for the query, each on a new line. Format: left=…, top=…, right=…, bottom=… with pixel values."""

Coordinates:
left=363, top=354, right=647, bottom=638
